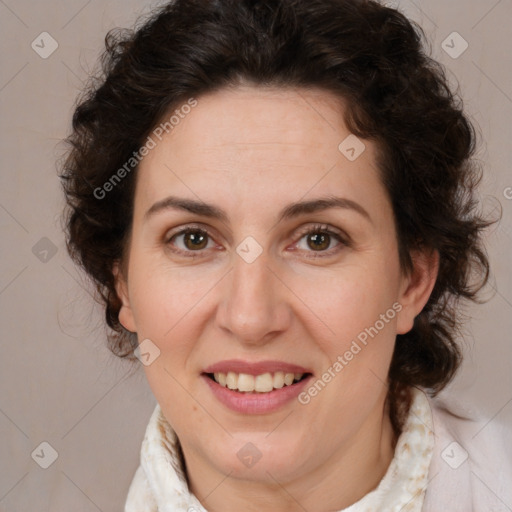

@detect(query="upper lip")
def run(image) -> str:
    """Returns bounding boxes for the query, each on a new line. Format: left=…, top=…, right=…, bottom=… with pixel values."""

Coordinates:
left=203, top=359, right=312, bottom=376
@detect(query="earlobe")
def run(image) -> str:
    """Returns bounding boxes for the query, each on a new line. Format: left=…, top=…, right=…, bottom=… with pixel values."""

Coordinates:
left=113, top=261, right=137, bottom=333
left=396, top=248, right=439, bottom=335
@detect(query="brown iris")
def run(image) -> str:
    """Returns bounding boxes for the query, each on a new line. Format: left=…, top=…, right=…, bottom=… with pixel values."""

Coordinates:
left=307, top=232, right=330, bottom=251
left=183, top=230, right=208, bottom=250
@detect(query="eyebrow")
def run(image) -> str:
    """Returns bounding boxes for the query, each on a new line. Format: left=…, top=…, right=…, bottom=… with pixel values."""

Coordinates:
left=144, top=194, right=372, bottom=225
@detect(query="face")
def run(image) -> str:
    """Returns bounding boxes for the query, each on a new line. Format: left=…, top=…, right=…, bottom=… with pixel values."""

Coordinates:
left=115, top=85, right=436, bottom=492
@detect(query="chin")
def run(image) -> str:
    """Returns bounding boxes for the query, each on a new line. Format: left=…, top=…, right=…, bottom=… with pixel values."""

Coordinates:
left=206, top=432, right=308, bottom=482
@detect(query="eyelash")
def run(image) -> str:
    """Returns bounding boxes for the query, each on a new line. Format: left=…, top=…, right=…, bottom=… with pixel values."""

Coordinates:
left=164, top=223, right=349, bottom=259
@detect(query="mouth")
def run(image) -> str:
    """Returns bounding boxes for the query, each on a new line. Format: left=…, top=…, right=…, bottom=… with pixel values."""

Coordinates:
left=201, top=360, right=313, bottom=414
left=203, top=371, right=311, bottom=393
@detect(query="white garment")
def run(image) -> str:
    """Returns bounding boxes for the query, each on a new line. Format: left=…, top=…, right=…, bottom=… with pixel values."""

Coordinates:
left=124, top=388, right=512, bottom=511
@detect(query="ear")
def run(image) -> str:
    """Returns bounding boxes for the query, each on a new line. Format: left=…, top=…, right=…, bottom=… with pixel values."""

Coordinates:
left=113, top=261, right=137, bottom=333
left=396, top=248, right=439, bottom=335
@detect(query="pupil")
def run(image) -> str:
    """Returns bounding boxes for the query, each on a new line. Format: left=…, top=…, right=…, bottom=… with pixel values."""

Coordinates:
left=186, top=231, right=207, bottom=249
left=309, top=233, right=329, bottom=250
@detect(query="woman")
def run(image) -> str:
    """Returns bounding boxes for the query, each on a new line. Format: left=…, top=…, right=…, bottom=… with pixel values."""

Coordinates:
left=60, top=0, right=512, bottom=510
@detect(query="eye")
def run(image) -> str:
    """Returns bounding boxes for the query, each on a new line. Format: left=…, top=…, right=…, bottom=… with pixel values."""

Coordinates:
left=164, top=223, right=349, bottom=258
left=292, top=224, right=348, bottom=257
left=165, top=226, right=217, bottom=257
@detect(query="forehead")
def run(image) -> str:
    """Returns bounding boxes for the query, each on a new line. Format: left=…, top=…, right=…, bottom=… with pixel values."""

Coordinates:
left=162, top=86, right=352, bottom=159
left=134, top=85, right=385, bottom=219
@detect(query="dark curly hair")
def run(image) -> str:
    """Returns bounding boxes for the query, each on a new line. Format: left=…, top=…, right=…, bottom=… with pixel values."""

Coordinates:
left=60, top=0, right=493, bottom=432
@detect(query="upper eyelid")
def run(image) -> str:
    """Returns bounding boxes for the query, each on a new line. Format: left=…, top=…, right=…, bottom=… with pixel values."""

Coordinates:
left=294, top=223, right=345, bottom=239
left=164, top=223, right=213, bottom=240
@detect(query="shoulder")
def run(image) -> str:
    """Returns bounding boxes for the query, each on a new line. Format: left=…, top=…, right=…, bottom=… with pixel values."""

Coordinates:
left=421, top=389, right=512, bottom=512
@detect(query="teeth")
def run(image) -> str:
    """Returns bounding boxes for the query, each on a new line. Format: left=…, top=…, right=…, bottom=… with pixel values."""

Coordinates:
left=226, top=371, right=237, bottom=390
left=238, top=373, right=255, bottom=392
left=255, top=373, right=273, bottom=392
left=284, top=373, right=294, bottom=386
left=273, top=371, right=285, bottom=389
left=214, top=372, right=226, bottom=387
left=211, top=371, right=305, bottom=393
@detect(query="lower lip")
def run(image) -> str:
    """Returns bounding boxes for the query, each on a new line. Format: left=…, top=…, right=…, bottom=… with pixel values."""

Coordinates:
left=202, top=374, right=312, bottom=414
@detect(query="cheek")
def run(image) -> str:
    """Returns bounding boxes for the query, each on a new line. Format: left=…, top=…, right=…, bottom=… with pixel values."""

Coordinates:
left=291, top=263, right=400, bottom=341
left=296, top=269, right=398, bottom=414
left=127, top=257, right=220, bottom=405
left=128, top=254, right=207, bottom=337
left=290, top=263, right=401, bottom=404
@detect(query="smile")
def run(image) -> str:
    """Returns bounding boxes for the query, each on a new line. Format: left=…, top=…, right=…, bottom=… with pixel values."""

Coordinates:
left=201, top=360, right=313, bottom=414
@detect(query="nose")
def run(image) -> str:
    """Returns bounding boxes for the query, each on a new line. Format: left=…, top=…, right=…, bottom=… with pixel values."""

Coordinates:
left=216, top=249, right=292, bottom=346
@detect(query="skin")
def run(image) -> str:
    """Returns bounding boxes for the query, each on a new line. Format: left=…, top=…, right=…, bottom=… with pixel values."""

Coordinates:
left=114, top=85, right=439, bottom=512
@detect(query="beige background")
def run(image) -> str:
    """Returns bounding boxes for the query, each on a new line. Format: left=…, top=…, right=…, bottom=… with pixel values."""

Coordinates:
left=0, top=0, right=511, bottom=510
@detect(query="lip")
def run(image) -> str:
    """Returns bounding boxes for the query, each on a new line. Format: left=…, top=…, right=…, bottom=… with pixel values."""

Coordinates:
left=203, top=359, right=311, bottom=376
left=202, top=373, right=313, bottom=414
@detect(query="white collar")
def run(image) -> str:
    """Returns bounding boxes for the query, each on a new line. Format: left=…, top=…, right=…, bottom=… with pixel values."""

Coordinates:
left=125, top=387, right=434, bottom=512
